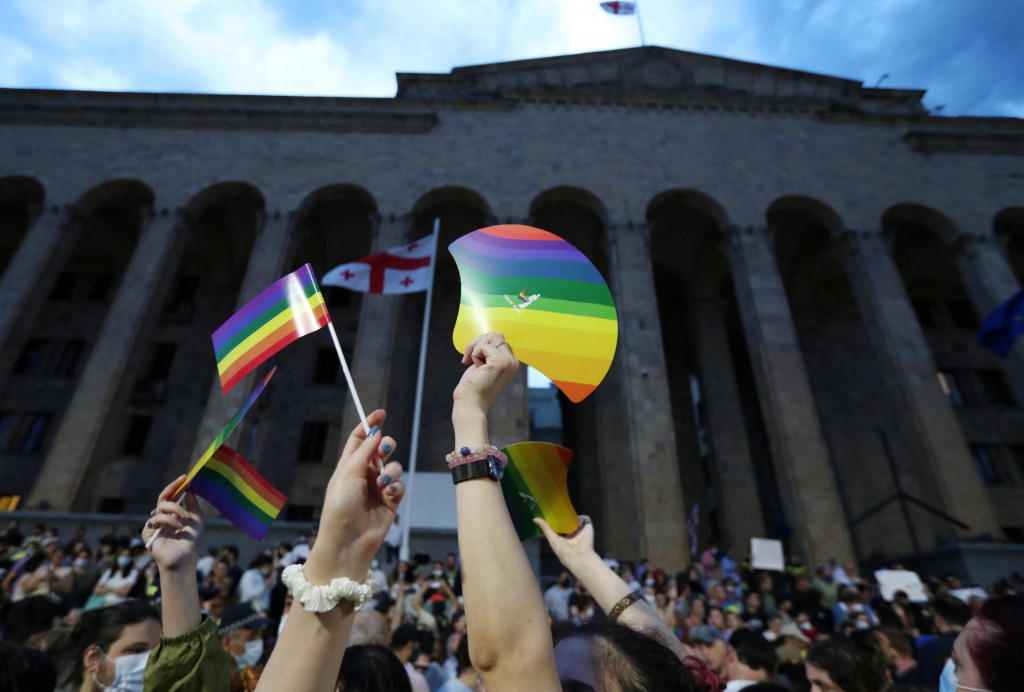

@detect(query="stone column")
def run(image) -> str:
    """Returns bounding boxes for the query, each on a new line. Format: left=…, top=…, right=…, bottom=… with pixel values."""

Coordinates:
left=953, top=233, right=1024, bottom=391
left=609, top=222, right=690, bottom=570
left=838, top=230, right=1002, bottom=537
left=691, top=297, right=767, bottom=557
left=338, top=214, right=411, bottom=444
left=28, top=209, right=184, bottom=509
left=726, top=225, right=854, bottom=567
left=0, top=205, right=73, bottom=362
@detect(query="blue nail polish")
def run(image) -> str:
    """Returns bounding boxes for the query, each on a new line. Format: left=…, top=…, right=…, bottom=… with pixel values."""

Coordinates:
left=368, top=425, right=380, bottom=437
left=387, top=485, right=397, bottom=496
left=380, top=475, right=391, bottom=485
left=382, top=444, right=392, bottom=454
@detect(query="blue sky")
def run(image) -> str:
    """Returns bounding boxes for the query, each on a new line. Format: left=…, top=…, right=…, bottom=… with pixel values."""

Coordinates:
left=1, top=0, right=1022, bottom=117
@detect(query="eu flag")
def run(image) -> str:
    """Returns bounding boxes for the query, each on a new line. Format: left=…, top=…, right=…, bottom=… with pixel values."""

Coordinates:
left=977, top=287, right=1024, bottom=357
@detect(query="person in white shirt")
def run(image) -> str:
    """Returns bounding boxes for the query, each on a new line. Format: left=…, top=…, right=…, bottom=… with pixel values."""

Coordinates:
left=384, top=514, right=402, bottom=563
left=92, top=547, right=139, bottom=606
left=237, top=554, right=274, bottom=612
left=543, top=571, right=573, bottom=621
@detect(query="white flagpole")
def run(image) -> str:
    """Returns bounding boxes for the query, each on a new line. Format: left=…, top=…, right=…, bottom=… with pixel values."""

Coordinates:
left=400, top=217, right=440, bottom=562
left=635, top=1, right=646, bottom=46
left=327, top=319, right=384, bottom=473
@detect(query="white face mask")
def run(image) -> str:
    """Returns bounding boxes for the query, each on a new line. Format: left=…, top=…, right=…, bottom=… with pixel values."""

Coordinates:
left=94, top=649, right=150, bottom=692
left=234, top=638, right=264, bottom=669
left=939, top=658, right=993, bottom=692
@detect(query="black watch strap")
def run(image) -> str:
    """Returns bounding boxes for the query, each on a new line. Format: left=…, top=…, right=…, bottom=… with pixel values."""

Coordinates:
left=452, top=458, right=496, bottom=484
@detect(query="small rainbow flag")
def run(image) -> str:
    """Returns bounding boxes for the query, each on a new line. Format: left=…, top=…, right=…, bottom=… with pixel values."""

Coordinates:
left=500, top=442, right=579, bottom=541
left=213, top=264, right=330, bottom=394
left=189, top=445, right=287, bottom=541
left=449, top=225, right=618, bottom=403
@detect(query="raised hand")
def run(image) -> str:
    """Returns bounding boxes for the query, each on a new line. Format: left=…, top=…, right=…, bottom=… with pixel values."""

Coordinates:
left=142, top=475, right=203, bottom=574
left=533, top=515, right=596, bottom=572
left=453, top=332, right=519, bottom=416
left=306, top=409, right=404, bottom=583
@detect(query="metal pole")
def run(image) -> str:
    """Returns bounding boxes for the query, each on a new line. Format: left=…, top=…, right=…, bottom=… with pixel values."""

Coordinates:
left=635, top=1, right=646, bottom=46
left=399, top=217, right=440, bottom=562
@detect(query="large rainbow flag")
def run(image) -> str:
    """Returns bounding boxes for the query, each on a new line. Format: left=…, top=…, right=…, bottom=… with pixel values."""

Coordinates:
left=189, top=445, right=287, bottom=541
left=449, top=225, right=618, bottom=402
left=213, top=264, right=330, bottom=394
left=500, top=442, right=578, bottom=541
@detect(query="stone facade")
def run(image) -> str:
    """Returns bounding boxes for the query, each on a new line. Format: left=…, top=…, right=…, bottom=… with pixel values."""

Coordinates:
left=1, top=46, right=1023, bottom=571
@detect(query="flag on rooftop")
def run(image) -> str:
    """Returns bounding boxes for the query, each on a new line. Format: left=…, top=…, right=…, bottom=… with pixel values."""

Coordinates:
left=977, top=286, right=1024, bottom=357
left=189, top=444, right=287, bottom=541
left=500, top=442, right=578, bottom=541
left=322, top=236, right=434, bottom=294
left=600, top=2, right=636, bottom=15
left=212, top=264, right=330, bottom=394
left=449, top=225, right=618, bottom=403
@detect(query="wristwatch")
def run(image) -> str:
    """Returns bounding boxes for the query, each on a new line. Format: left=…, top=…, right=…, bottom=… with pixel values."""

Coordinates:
left=451, top=454, right=505, bottom=484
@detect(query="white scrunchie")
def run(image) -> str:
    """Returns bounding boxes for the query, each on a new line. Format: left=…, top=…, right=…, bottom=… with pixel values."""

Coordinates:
left=281, top=563, right=379, bottom=613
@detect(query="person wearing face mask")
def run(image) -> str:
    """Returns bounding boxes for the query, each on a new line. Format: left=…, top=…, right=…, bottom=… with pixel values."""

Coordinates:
left=238, top=555, right=275, bottom=613
left=939, top=593, right=1024, bottom=692
left=91, top=548, right=139, bottom=607
left=218, top=602, right=270, bottom=676
left=41, top=599, right=162, bottom=692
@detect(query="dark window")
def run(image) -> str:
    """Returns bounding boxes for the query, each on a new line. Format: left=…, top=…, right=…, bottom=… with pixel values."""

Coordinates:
left=146, top=343, right=177, bottom=381
left=324, top=286, right=353, bottom=309
left=163, top=276, right=200, bottom=314
left=973, top=370, right=1016, bottom=407
left=1003, top=526, right=1024, bottom=544
left=911, top=300, right=938, bottom=328
left=97, top=497, right=125, bottom=514
left=121, top=415, right=152, bottom=456
left=51, top=340, right=85, bottom=377
left=312, top=348, right=338, bottom=384
left=297, top=422, right=328, bottom=462
left=49, top=272, right=78, bottom=300
left=937, top=370, right=966, bottom=406
left=0, top=412, right=53, bottom=454
left=968, top=444, right=1001, bottom=485
left=13, top=339, right=49, bottom=375
left=284, top=505, right=318, bottom=521
left=87, top=273, right=116, bottom=301
left=945, top=300, right=977, bottom=329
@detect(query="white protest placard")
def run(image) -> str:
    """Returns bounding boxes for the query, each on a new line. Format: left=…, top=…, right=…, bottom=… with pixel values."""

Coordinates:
left=950, top=587, right=987, bottom=603
left=750, top=538, right=785, bottom=571
left=874, top=569, right=928, bottom=602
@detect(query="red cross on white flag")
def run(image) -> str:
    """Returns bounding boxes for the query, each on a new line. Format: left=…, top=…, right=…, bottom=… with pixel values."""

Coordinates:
left=321, top=235, right=434, bottom=294
left=600, top=1, right=636, bottom=15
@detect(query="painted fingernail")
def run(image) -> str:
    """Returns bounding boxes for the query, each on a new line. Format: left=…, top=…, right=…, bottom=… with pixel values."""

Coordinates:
left=380, top=475, right=391, bottom=485
left=386, top=484, right=398, bottom=496
left=368, top=425, right=380, bottom=437
left=382, top=443, right=392, bottom=454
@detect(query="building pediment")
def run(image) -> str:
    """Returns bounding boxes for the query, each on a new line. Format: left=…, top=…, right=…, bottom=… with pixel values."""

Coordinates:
left=397, top=46, right=926, bottom=116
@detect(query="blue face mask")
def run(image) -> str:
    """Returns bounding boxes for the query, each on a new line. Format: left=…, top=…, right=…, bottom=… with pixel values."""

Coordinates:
left=940, top=658, right=992, bottom=692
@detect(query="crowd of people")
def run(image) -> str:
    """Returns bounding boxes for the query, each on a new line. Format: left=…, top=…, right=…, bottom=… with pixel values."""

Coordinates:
left=0, top=332, right=1021, bottom=692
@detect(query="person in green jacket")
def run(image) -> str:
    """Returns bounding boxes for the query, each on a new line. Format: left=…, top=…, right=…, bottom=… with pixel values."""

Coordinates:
left=142, top=476, right=231, bottom=692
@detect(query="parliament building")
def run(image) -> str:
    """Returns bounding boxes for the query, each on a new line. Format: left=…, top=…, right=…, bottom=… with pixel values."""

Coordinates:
left=2, top=47, right=1023, bottom=572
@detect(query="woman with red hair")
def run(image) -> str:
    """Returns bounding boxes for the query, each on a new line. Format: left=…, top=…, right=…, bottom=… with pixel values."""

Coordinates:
left=942, top=593, right=1024, bottom=692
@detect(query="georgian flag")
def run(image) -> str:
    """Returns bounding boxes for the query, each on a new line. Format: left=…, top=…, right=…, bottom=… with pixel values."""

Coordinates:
left=600, top=1, right=636, bottom=15
left=322, top=236, right=433, bottom=294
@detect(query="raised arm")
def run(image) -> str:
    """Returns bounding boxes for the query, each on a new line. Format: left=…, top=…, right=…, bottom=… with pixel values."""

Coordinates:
left=256, top=410, right=404, bottom=692
left=452, top=333, right=560, bottom=692
left=535, top=515, right=690, bottom=661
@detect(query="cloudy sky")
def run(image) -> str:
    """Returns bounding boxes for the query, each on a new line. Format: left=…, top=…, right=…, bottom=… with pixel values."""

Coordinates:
left=1, top=0, right=1022, bottom=117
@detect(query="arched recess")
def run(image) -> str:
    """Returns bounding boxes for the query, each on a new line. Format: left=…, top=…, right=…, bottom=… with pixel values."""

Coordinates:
left=884, top=203, right=1020, bottom=495
left=524, top=186, right=631, bottom=554
left=770, top=197, right=931, bottom=559
left=646, top=190, right=774, bottom=556
left=248, top=184, right=378, bottom=497
left=77, top=181, right=267, bottom=512
left=386, top=187, right=494, bottom=477
left=994, top=207, right=1024, bottom=284
left=0, top=176, right=45, bottom=278
left=0, top=179, right=154, bottom=502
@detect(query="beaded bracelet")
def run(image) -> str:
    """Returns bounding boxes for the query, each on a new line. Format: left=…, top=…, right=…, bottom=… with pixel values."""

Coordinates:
left=606, top=590, right=644, bottom=622
left=445, top=444, right=508, bottom=468
left=281, top=563, right=379, bottom=613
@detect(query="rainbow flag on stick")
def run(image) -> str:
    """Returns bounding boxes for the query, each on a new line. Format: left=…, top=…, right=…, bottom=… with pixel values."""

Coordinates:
left=449, top=225, right=618, bottom=403
left=213, top=263, right=330, bottom=394
left=172, top=367, right=276, bottom=500
left=500, top=442, right=579, bottom=541
left=189, top=445, right=286, bottom=541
